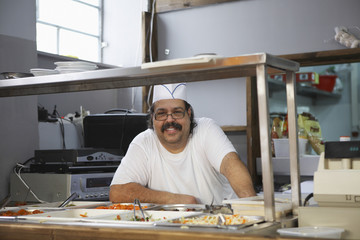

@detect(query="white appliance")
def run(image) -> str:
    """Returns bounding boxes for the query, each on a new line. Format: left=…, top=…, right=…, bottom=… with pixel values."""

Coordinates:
left=10, top=172, right=114, bottom=203
left=299, top=141, right=360, bottom=239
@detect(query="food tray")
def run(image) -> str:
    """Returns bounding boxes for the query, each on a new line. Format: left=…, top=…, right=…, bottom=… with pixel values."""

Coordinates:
left=0, top=207, right=65, bottom=221
left=223, top=196, right=292, bottom=219
left=23, top=209, right=199, bottom=225
left=25, top=201, right=112, bottom=209
left=87, top=210, right=200, bottom=225
left=150, top=204, right=206, bottom=212
left=155, top=214, right=264, bottom=229
left=21, top=209, right=129, bottom=222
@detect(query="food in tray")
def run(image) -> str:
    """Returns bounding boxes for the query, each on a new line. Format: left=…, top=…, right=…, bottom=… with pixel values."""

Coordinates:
left=95, top=203, right=149, bottom=210
left=0, top=209, right=44, bottom=216
left=170, top=214, right=248, bottom=225
left=152, top=204, right=205, bottom=212
left=157, top=207, right=201, bottom=212
left=80, top=212, right=88, bottom=217
left=111, top=214, right=162, bottom=222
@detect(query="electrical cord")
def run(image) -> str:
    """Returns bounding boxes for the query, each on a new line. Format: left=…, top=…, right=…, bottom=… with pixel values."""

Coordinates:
left=119, top=112, right=128, bottom=155
left=303, top=193, right=314, bottom=206
left=13, top=163, right=47, bottom=203
left=53, top=105, right=66, bottom=149
left=149, top=0, right=156, bottom=63
left=147, top=85, right=153, bottom=112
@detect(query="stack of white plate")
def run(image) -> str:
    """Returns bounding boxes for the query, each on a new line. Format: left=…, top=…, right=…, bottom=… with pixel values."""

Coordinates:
left=30, top=68, right=59, bottom=76
left=54, top=61, right=98, bottom=74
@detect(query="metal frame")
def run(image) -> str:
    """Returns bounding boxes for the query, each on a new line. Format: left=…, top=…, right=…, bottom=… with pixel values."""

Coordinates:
left=0, top=53, right=300, bottom=221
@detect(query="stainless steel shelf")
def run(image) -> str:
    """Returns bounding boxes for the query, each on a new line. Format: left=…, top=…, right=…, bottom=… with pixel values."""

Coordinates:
left=0, top=53, right=298, bottom=97
left=268, top=78, right=341, bottom=99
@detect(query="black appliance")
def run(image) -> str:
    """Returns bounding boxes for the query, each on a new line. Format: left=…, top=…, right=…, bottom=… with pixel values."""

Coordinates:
left=83, top=113, right=149, bottom=156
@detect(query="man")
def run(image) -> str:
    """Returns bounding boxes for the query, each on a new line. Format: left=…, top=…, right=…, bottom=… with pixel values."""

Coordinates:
left=110, top=83, right=256, bottom=204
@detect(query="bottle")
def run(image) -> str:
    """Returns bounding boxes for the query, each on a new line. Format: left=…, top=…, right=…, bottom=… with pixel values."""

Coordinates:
left=282, top=114, right=288, bottom=138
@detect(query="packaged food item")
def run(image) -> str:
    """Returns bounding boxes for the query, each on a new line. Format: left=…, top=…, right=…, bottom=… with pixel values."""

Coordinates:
left=282, top=114, right=288, bottom=138
left=304, top=117, right=324, bottom=154
left=271, top=116, right=283, bottom=139
left=297, top=112, right=312, bottom=139
left=271, top=116, right=283, bottom=156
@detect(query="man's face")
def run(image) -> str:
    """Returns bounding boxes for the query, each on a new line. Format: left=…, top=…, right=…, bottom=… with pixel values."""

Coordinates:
left=152, top=99, right=191, bottom=152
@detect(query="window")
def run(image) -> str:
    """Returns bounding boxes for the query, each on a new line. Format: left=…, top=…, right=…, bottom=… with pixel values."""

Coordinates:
left=36, top=0, right=102, bottom=62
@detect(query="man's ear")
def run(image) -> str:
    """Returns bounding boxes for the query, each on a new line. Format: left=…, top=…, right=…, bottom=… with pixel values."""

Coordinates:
left=187, top=107, right=192, bottom=118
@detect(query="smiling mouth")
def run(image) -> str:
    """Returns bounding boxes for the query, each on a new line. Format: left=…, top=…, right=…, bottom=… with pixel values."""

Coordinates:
left=161, top=122, right=182, bottom=133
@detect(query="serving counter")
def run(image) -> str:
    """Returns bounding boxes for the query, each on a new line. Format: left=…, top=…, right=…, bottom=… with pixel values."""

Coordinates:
left=0, top=53, right=301, bottom=239
left=0, top=221, right=294, bottom=240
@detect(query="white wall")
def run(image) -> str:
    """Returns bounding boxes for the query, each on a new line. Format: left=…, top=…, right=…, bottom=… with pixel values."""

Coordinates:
left=0, top=0, right=36, bottom=41
left=102, top=0, right=147, bottom=67
left=101, top=0, right=149, bottom=113
left=0, top=0, right=38, bottom=200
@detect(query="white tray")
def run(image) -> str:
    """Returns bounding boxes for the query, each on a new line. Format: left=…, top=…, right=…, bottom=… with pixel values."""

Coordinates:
left=22, top=209, right=198, bottom=225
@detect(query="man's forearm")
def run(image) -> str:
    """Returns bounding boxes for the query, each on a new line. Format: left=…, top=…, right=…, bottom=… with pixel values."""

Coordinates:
left=221, top=152, right=257, bottom=198
left=109, top=182, right=197, bottom=204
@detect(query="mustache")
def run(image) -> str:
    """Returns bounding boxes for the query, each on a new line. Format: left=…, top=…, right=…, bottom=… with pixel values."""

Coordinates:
left=161, top=122, right=182, bottom=132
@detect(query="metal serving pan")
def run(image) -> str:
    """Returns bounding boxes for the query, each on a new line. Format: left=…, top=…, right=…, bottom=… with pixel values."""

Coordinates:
left=25, top=201, right=112, bottom=209
left=150, top=204, right=206, bottom=212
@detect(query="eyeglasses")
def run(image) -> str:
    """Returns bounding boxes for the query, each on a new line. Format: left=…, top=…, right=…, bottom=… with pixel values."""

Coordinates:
left=154, top=111, right=186, bottom=121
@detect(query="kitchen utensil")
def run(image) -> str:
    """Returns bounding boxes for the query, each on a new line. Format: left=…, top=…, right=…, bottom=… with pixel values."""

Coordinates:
left=58, top=192, right=78, bottom=208
left=1, top=72, right=33, bottom=79
left=133, top=199, right=146, bottom=221
left=217, top=214, right=226, bottom=225
left=0, top=194, right=11, bottom=209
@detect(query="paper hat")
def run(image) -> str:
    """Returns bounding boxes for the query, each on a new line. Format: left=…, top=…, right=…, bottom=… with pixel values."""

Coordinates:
left=152, top=83, right=187, bottom=103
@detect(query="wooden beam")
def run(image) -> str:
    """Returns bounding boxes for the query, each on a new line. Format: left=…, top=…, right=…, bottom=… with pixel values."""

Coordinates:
left=156, top=0, right=239, bottom=13
left=221, top=125, right=247, bottom=132
left=246, top=76, right=261, bottom=185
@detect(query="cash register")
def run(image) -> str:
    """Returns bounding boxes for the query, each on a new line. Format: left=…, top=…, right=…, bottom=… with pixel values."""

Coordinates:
left=299, top=140, right=360, bottom=239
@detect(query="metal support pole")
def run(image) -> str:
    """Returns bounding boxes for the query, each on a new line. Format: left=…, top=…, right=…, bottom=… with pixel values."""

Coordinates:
left=286, top=70, right=301, bottom=215
left=256, top=64, right=275, bottom=222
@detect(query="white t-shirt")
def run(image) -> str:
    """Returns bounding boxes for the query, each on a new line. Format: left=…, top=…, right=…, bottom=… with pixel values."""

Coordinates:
left=111, top=117, right=238, bottom=204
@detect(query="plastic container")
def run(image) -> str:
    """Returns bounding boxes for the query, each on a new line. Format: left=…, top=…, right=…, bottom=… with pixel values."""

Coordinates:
left=277, top=226, right=344, bottom=239
left=269, top=72, right=319, bottom=85
left=273, top=138, right=308, bottom=157
left=314, top=75, right=337, bottom=92
left=339, top=136, right=351, bottom=142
